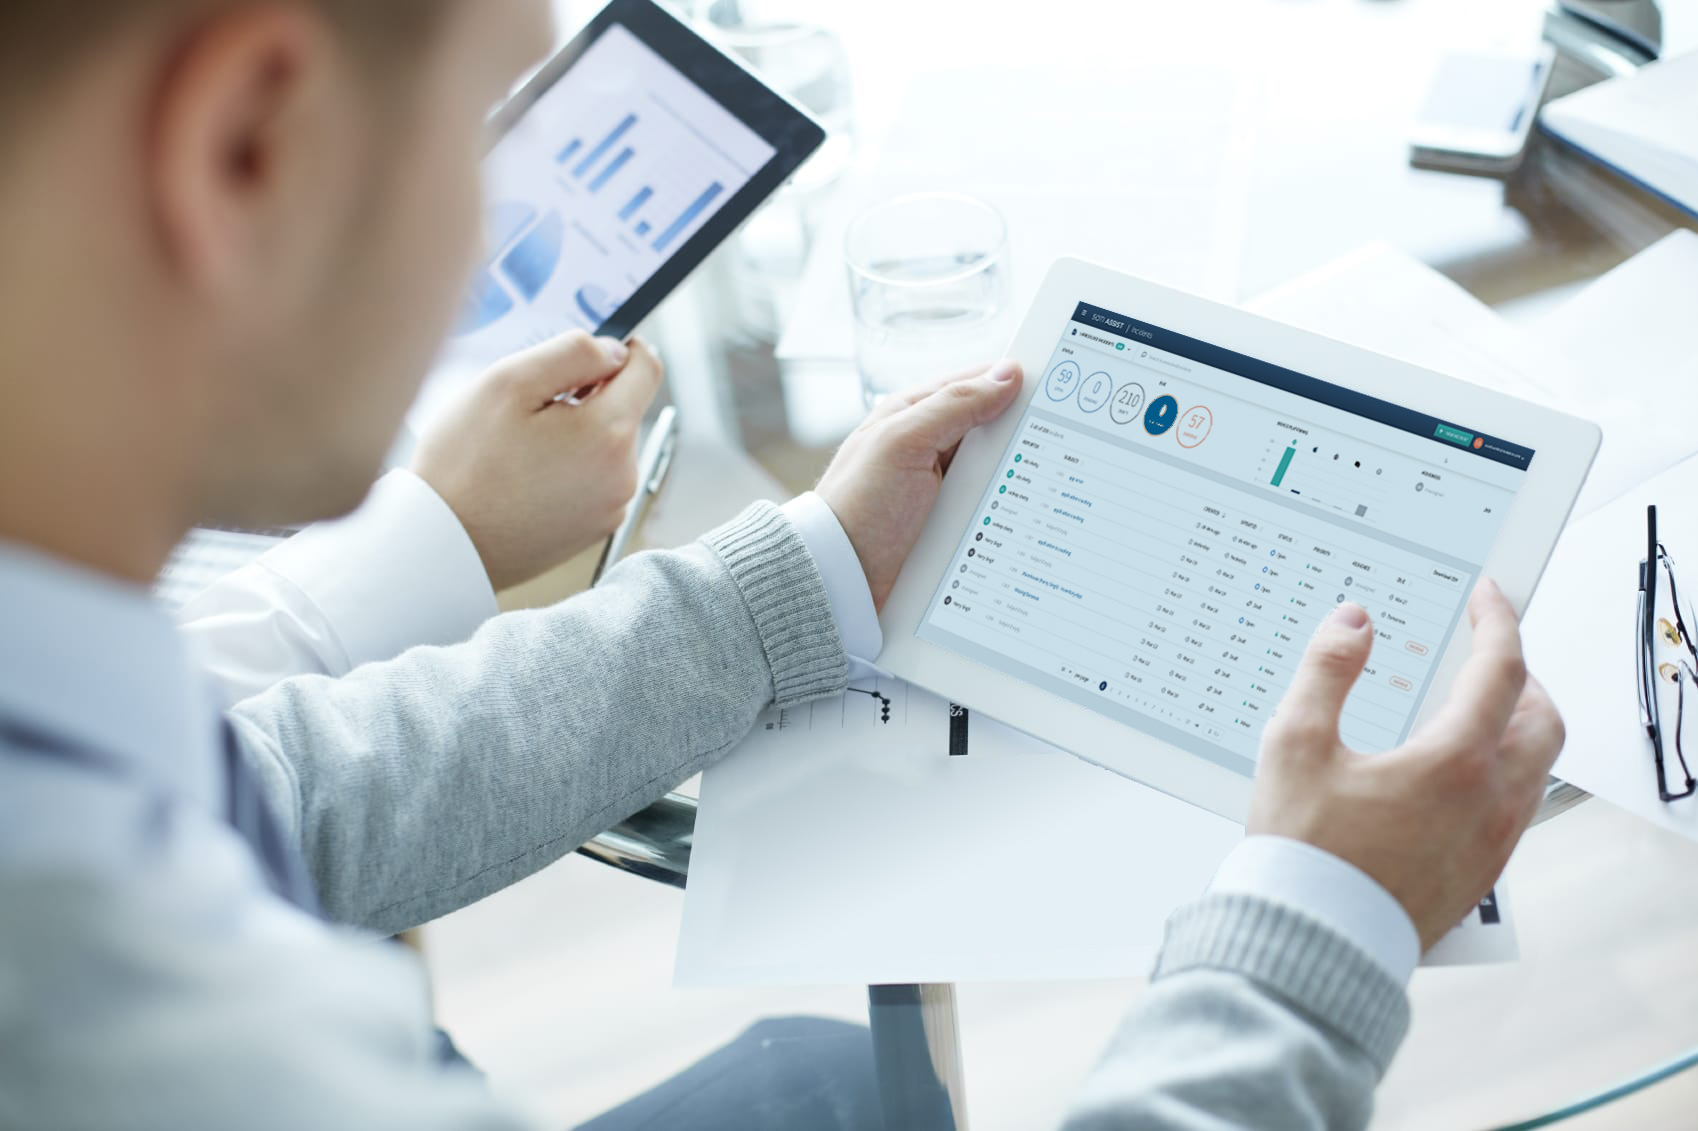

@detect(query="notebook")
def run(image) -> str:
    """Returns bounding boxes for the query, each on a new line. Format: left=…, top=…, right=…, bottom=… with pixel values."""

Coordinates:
left=1539, top=50, right=1698, bottom=219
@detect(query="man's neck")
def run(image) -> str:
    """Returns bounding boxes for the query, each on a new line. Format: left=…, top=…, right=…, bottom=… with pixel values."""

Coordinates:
left=0, top=515, right=183, bottom=588
left=0, top=486, right=188, bottom=586
left=0, top=386, right=195, bottom=587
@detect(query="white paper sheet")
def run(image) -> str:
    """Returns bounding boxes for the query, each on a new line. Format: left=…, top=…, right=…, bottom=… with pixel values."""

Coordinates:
left=677, top=677, right=1517, bottom=987
left=1522, top=455, right=1698, bottom=842
left=676, top=678, right=1242, bottom=986
left=1423, top=883, right=1519, bottom=967
left=1529, top=229, right=1698, bottom=516
left=775, top=63, right=1255, bottom=362
left=1244, top=242, right=1568, bottom=406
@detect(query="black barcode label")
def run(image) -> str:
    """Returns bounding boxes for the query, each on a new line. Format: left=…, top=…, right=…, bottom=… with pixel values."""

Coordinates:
left=1478, top=888, right=1500, bottom=925
left=948, top=704, right=969, bottom=757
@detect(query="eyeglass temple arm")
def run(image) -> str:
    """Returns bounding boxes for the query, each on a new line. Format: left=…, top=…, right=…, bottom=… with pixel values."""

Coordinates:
left=1645, top=504, right=1658, bottom=642
left=1641, top=506, right=1657, bottom=732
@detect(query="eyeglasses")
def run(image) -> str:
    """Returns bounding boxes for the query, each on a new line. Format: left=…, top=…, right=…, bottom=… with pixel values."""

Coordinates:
left=1637, top=504, right=1698, bottom=802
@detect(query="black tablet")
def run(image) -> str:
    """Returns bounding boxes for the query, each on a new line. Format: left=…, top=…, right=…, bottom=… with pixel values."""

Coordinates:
left=426, top=0, right=823, bottom=400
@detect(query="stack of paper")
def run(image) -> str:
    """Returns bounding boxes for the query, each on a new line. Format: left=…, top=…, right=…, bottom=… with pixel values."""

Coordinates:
left=1539, top=50, right=1698, bottom=220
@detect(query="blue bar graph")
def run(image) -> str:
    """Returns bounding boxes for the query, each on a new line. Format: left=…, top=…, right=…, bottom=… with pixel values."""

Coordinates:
left=556, top=138, right=582, bottom=165
left=573, top=114, right=636, bottom=179
left=635, top=220, right=651, bottom=236
left=652, top=182, right=724, bottom=252
left=619, top=186, right=653, bottom=221
left=588, top=147, right=634, bottom=193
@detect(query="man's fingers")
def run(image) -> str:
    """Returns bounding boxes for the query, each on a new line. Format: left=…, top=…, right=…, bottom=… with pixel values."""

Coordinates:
left=1266, top=603, right=1375, bottom=757
left=865, top=361, right=1001, bottom=424
left=582, top=338, right=664, bottom=428
left=1497, top=673, right=1566, bottom=789
left=501, top=330, right=630, bottom=407
left=889, top=360, right=1023, bottom=455
left=1423, top=578, right=1528, bottom=746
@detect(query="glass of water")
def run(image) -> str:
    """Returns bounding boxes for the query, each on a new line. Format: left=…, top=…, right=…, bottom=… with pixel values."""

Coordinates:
left=845, top=192, right=1010, bottom=406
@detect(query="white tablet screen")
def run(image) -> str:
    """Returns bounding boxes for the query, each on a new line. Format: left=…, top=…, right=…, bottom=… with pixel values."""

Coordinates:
left=917, top=302, right=1536, bottom=777
left=413, top=22, right=776, bottom=426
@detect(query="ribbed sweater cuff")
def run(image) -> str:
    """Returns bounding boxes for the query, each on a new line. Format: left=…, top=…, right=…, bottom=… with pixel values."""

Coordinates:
left=1155, top=892, right=1411, bottom=1074
left=706, top=502, right=849, bottom=706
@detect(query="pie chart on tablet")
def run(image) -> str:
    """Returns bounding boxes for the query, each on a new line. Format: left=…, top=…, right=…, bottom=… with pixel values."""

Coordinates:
left=454, top=200, right=565, bottom=336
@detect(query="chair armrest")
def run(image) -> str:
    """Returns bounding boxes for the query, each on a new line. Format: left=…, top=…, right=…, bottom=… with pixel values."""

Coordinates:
left=577, top=792, right=697, bottom=889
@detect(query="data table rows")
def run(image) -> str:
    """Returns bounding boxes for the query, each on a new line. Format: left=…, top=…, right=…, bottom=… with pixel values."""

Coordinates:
left=935, top=414, right=1475, bottom=758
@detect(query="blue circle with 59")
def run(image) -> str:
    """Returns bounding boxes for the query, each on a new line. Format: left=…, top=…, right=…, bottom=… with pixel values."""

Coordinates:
left=1044, top=360, right=1082, bottom=402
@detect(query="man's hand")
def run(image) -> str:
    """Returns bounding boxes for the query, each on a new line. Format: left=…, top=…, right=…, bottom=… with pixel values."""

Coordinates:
left=816, top=360, right=1023, bottom=610
left=1248, top=580, right=1565, bottom=949
left=412, top=331, right=663, bottom=592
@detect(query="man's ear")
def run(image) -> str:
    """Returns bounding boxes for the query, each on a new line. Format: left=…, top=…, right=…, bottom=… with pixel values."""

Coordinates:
left=147, top=4, right=338, bottom=294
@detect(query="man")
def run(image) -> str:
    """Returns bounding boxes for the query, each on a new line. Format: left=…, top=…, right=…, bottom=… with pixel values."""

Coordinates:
left=0, top=3, right=1565, bottom=1130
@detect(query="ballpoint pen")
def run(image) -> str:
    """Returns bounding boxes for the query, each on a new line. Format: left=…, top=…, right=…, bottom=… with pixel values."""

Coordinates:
left=592, top=404, right=679, bottom=585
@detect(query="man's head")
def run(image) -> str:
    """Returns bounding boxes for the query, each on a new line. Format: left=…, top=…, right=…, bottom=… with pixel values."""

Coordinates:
left=0, top=1, right=551, bottom=578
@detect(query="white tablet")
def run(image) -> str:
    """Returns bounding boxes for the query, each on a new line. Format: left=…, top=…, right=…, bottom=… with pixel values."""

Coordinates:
left=879, top=258, right=1601, bottom=823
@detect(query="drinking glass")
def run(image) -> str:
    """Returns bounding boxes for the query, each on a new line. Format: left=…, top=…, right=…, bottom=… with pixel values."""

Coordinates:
left=846, top=192, right=1011, bottom=406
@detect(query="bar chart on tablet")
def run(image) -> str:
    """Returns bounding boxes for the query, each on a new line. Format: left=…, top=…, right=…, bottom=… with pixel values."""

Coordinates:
left=550, top=101, right=739, bottom=257
left=414, top=22, right=775, bottom=430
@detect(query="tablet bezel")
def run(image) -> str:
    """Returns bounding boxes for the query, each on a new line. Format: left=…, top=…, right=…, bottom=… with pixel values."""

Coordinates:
left=878, top=257, right=1601, bottom=824
left=491, top=0, right=825, bottom=340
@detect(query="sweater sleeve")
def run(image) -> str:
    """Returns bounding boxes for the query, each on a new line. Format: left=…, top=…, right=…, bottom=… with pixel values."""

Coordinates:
left=230, top=502, right=848, bottom=933
left=1063, top=893, right=1410, bottom=1131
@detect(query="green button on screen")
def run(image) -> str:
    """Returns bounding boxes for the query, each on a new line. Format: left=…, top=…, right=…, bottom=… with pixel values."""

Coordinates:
left=1434, top=424, right=1474, bottom=446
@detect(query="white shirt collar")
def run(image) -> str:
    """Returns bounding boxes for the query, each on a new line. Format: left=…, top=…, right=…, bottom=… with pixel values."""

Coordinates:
left=0, top=540, right=222, bottom=810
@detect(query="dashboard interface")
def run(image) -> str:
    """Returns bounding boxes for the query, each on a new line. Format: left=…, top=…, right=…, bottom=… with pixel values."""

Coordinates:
left=917, top=301, right=1536, bottom=777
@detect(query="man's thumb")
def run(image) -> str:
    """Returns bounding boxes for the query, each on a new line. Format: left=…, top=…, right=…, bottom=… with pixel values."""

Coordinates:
left=904, top=360, right=1023, bottom=453
left=1275, top=603, right=1375, bottom=745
